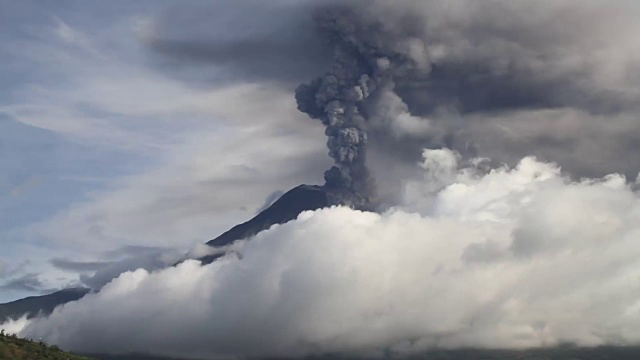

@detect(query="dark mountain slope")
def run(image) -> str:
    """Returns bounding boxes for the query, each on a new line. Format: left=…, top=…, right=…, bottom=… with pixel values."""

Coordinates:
left=200, top=184, right=330, bottom=263
left=207, top=184, right=329, bottom=247
left=0, top=288, right=89, bottom=322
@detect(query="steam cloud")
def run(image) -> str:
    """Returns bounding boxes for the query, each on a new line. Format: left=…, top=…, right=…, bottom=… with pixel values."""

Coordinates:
left=149, top=0, right=640, bottom=188
left=9, top=150, right=640, bottom=359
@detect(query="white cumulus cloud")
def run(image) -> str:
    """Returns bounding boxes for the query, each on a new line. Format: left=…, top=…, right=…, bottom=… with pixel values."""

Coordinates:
left=11, top=149, right=640, bottom=359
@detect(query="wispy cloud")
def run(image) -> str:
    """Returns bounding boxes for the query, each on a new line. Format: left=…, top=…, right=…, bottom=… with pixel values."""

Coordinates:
left=0, top=1, right=328, bottom=298
left=49, top=258, right=110, bottom=273
left=0, top=273, right=50, bottom=293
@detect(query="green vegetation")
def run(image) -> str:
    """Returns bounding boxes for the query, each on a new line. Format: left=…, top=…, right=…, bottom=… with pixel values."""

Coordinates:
left=0, top=329, right=94, bottom=360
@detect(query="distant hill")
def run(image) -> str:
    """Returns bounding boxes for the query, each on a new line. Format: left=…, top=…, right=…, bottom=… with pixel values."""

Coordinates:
left=0, top=329, right=94, bottom=360
left=0, top=288, right=90, bottom=323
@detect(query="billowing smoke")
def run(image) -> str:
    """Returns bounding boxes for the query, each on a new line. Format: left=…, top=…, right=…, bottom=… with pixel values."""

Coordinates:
left=295, top=5, right=431, bottom=209
left=10, top=150, right=640, bottom=359
left=148, top=0, right=640, bottom=192
left=0, top=316, right=29, bottom=335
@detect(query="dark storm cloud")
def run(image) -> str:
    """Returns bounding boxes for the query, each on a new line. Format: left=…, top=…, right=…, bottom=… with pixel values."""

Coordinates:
left=102, top=245, right=170, bottom=258
left=49, top=258, right=110, bottom=273
left=144, top=0, right=640, bottom=186
left=0, top=273, right=49, bottom=293
left=79, top=247, right=182, bottom=290
left=143, top=0, right=332, bottom=86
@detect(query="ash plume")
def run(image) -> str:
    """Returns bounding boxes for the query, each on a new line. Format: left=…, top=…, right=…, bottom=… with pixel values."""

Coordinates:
left=147, top=0, right=640, bottom=188
left=294, top=5, right=430, bottom=210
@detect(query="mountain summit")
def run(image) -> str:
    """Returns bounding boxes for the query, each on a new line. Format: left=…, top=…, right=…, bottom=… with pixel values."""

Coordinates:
left=200, top=184, right=331, bottom=263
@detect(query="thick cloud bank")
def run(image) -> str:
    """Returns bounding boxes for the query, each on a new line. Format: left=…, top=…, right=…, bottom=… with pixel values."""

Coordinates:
left=8, top=150, right=640, bottom=358
left=146, top=0, right=640, bottom=195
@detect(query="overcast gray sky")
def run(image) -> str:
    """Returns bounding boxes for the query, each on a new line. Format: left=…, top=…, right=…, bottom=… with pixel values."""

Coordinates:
left=0, top=0, right=329, bottom=303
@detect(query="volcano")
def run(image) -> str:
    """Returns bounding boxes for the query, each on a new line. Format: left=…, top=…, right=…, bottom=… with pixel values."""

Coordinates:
left=200, top=184, right=332, bottom=263
left=0, top=184, right=340, bottom=322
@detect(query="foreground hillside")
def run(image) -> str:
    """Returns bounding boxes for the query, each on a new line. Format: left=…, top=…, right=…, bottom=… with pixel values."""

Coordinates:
left=4, top=330, right=640, bottom=360
left=0, top=330, right=94, bottom=360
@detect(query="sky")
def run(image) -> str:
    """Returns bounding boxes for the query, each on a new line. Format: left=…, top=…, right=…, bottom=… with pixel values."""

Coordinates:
left=4, top=0, right=640, bottom=358
left=0, top=0, right=331, bottom=303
